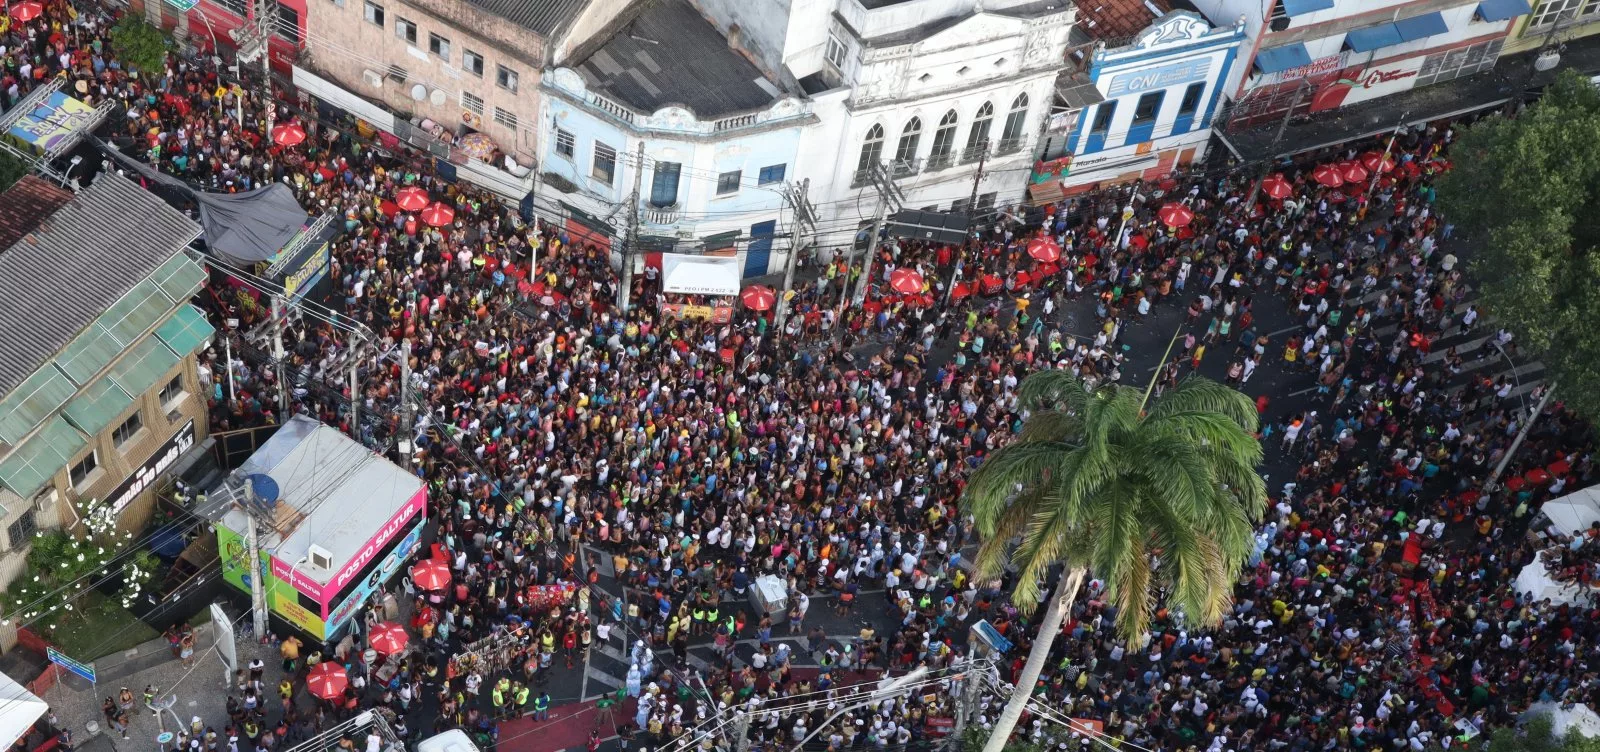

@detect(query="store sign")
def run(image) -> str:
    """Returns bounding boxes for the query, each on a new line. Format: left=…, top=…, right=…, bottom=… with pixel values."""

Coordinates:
left=1328, top=57, right=1426, bottom=108
left=1274, top=53, right=1346, bottom=83
left=7, top=91, right=96, bottom=153
left=327, top=489, right=426, bottom=595
left=107, top=420, right=196, bottom=516
left=662, top=303, right=733, bottom=323
left=269, top=224, right=335, bottom=303
left=269, top=555, right=330, bottom=602
left=325, top=521, right=424, bottom=633
left=1106, top=58, right=1211, bottom=98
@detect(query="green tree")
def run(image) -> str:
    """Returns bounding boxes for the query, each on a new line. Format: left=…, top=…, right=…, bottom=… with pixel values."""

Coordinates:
left=2, top=498, right=152, bottom=631
left=961, top=372, right=1266, bottom=752
left=1485, top=714, right=1600, bottom=752
left=1434, top=68, right=1600, bottom=419
left=109, top=16, right=171, bottom=77
left=0, top=149, right=27, bottom=193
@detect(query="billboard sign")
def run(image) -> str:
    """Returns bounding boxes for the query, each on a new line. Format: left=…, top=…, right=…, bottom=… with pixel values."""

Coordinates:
left=8, top=92, right=96, bottom=153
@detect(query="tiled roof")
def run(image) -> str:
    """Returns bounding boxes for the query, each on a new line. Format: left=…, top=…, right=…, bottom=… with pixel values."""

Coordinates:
left=461, top=0, right=588, bottom=37
left=1074, top=0, right=1171, bottom=41
left=0, top=172, right=202, bottom=400
left=0, top=176, right=73, bottom=252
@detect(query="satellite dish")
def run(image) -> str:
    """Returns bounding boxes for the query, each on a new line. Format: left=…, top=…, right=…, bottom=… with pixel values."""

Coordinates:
left=245, top=473, right=280, bottom=512
left=430, top=88, right=447, bottom=106
left=410, top=84, right=426, bottom=101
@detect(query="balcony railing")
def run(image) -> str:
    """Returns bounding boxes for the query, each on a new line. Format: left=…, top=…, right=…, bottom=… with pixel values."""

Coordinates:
left=925, top=152, right=955, bottom=172
left=995, top=137, right=1025, bottom=156
left=961, top=143, right=990, bottom=164
left=890, top=158, right=921, bottom=178
left=644, top=203, right=680, bottom=225
left=851, top=168, right=874, bottom=188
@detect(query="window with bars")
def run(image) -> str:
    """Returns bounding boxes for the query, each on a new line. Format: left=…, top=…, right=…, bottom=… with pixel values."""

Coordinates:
left=1529, top=0, right=1596, bottom=26
left=213, top=0, right=248, bottom=18
left=386, top=64, right=408, bottom=83
left=493, top=107, right=518, bottom=129
left=7, top=514, right=36, bottom=550
left=461, top=90, right=484, bottom=115
left=275, top=3, right=300, bottom=43
left=593, top=143, right=617, bottom=184
left=555, top=128, right=575, bottom=158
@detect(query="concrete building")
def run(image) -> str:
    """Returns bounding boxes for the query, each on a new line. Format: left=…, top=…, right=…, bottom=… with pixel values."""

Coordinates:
left=1191, top=0, right=1534, bottom=127
left=1032, top=3, right=1244, bottom=199
left=537, top=0, right=815, bottom=277
left=282, top=0, right=632, bottom=201
left=679, top=0, right=1075, bottom=252
left=0, top=174, right=213, bottom=595
left=1501, top=0, right=1600, bottom=55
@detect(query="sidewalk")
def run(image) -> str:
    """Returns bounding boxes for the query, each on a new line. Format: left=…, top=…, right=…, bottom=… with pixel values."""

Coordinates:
left=44, top=620, right=288, bottom=748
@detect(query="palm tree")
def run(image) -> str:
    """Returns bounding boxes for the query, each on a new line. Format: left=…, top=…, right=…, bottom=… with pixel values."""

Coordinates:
left=963, top=371, right=1266, bottom=752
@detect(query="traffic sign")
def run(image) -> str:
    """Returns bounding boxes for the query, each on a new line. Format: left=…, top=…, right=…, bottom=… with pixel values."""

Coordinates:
left=46, top=646, right=96, bottom=683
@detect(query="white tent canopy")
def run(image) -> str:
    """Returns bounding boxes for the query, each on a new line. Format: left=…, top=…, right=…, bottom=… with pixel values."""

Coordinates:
left=0, top=669, right=47, bottom=749
left=1540, top=485, right=1600, bottom=537
left=1515, top=551, right=1590, bottom=606
left=661, top=254, right=740, bottom=297
left=1526, top=702, right=1600, bottom=739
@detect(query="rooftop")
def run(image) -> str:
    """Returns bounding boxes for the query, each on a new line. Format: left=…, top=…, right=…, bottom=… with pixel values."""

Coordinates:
left=1073, top=0, right=1171, bottom=41
left=215, top=417, right=425, bottom=586
left=0, top=172, right=202, bottom=400
left=459, top=0, right=587, bottom=37
left=0, top=176, right=72, bottom=251
left=575, top=0, right=780, bottom=119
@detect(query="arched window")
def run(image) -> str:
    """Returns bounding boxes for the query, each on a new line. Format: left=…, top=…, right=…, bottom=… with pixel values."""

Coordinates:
left=1001, top=93, right=1029, bottom=149
left=895, top=117, right=922, bottom=165
left=965, top=101, right=994, bottom=158
left=929, top=110, right=958, bottom=167
left=857, top=123, right=884, bottom=174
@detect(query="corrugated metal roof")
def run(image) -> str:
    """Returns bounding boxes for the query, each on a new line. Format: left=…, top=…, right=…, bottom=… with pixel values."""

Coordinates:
left=0, top=173, right=202, bottom=402
left=460, top=0, right=588, bottom=36
left=0, top=176, right=73, bottom=251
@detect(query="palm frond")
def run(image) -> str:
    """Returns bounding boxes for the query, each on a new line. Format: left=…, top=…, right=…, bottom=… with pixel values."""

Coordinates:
left=1148, top=376, right=1261, bottom=433
left=1017, top=409, right=1084, bottom=444
left=962, top=440, right=1079, bottom=535
left=1017, top=370, right=1091, bottom=413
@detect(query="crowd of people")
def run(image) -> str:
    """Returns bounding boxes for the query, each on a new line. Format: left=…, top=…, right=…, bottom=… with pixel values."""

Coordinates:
left=9, top=2, right=1600, bottom=752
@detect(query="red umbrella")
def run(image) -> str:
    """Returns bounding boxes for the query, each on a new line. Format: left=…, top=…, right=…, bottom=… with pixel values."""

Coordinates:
left=1360, top=151, right=1396, bottom=174
left=1311, top=163, right=1345, bottom=188
left=1260, top=174, right=1293, bottom=200
left=305, top=661, right=348, bottom=700
left=420, top=202, right=455, bottom=227
left=1339, top=161, right=1369, bottom=185
left=270, top=122, right=306, bottom=147
left=377, top=199, right=399, bottom=217
left=740, top=285, right=776, bottom=311
left=369, top=622, right=409, bottom=654
left=889, top=268, right=924, bottom=295
left=395, top=186, right=429, bottom=212
left=1157, top=202, right=1194, bottom=228
left=10, top=2, right=43, bottom=22
left=1026, top=236, right=1060, bottom=263
left=410, top=559, right=451, bottom=591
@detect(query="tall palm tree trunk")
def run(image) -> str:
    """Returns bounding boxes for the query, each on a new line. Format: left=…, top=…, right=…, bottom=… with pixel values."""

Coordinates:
left=980, top=567, right=1086, bottom=752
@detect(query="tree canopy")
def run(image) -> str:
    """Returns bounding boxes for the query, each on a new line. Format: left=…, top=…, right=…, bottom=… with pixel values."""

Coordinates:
left=1435, top=69, right=1600, bottom=419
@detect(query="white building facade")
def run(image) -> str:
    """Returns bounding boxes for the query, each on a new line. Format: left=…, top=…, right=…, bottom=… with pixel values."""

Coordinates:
left=1055, top=11, right=1244, bottom=190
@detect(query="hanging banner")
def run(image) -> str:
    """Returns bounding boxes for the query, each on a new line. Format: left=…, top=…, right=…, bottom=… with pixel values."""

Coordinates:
left=8, top=91, right=96, bottom=153
left=662, top=303, right=734, bottom=323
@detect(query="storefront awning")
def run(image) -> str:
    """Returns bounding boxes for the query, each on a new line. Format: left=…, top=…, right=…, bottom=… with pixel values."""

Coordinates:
left=1344, top=23, right=1403, bottom=52
left=1254, top=43, right=1313, bottom=74
left=157, top=305, right=217, bottom=356
left=1395, top=12, right=1449, bottom=41
left=1477, top=0, right=1532, bottom=21
left=1281, top=0, right=1335, bottom=15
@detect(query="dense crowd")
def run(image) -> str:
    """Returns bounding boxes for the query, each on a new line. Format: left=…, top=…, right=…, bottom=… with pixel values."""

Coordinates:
left=9, top=3, right=1600, bottom=752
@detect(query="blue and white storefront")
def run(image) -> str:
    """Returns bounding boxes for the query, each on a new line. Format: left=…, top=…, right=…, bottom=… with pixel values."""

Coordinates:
left=1059, top=11, right=1244, bottom=190
left=538, top=68, right=815, bottom=279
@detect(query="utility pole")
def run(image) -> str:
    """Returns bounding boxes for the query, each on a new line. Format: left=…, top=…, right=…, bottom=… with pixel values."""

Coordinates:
left=851, top=162, right=906, bottom=307
left=398, top=337, right=414, bottom=467
left=775, top=178, right=817, bottom=340
left=618, top=148, right=646, bottom=312
left=943, top=143, right=988, bottom=307
left=951, top=654, right=988, bottom=740
left=731, top=709, right=752, bottom=752
left=1485, top=381, right=1557, bottom=494
left=244, top=511, right=268, bottom=638
left=348, top=334, right=364, bottom=445
left=269, top=295, right=290, bottom=418
left=1365, top=111, right=1409, bottom=199
left=1243, top=80, right=1308, bottom=207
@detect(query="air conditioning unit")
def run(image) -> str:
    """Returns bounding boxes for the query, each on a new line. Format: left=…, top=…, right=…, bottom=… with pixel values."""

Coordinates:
left=363, top=69, right=383, bottom=88
left=33, top=488, right=57, bottom=513
left=308, top=545, right=334, bottom=570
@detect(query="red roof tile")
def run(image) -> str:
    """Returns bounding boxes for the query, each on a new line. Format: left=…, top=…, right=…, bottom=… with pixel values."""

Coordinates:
left=1074, top=0, right=1172, bottom=42
left=0, top=175, right=73, bottom=253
